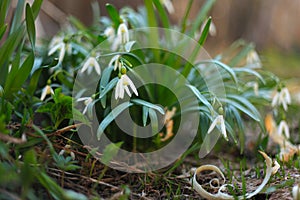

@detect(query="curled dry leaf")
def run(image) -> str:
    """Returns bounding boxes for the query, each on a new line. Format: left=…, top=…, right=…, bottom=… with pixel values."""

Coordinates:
left=191, top=151, right=279, bottom=200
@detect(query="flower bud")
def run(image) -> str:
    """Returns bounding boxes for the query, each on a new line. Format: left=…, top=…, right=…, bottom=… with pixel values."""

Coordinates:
left=121, top=66, right=127, bottom=75
left=218, top=107, right=224, bottom=115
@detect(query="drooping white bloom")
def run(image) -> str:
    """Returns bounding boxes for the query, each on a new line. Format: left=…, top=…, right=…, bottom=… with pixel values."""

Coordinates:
left=160, top=0, right=175, bottom=14
left=117, top=23, right=129, bottom=44
left=40, top=85, right=54, bottom=101
left=246, top=50, right=262, bottom=69
left=277, top=120, right=290, bottom=139
left=77, top=96, right=93, bottom=114
left=59, top=144, right=75, bottom=160
left=112, top=23, right=129, bottom=50
left=207, top=115, right=227, bottom=140
left=81, top=57, right=101, bottom=75
left=104, top=26, right=115, bottom=43
left=293, top=184, right=299, bottom=200
left=271, top=87, right=291, bottom=111
left=200, top=19, right=217, bottom=37
left=108, top=55, right=122, bottom=71
left=48, top=36, right=72, bottom=63
left=115, top=74, right=138, bottom=99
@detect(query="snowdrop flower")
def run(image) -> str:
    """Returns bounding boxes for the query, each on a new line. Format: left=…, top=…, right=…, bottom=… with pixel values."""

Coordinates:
left=293, top=184, right=300, bottom=200
left=48, top=36, right=72, bottom=63
left=40, top=85, right=54, bottom=101
left=77, top=96, right=93, bottom=114
left=277, top=120, right=290, bottom=139
left=104, top=26, right=115, bottom=43
left=115, top=74, right=138, bottom=100
left=117, top=23, right=129, bottom=44
left=108, top=55, right=122, bottom=71
left=246, top=50, right=262, bottom=69
left=271, top=87, right=291, bottom=111
left=207, top=115, right=227, bottom=140
left=112, top=23, right=129, bottom=50
left=81, top=56, right=101, bottom=75
left=160, top=0, right=175, bottom=14
left=59, top=144, right=75, bottom=160
left=200, top=19, right=217, bottom=37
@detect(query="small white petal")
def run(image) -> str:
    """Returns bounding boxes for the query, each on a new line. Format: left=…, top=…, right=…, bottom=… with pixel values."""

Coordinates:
left=40, top=85, right=53, bottom=101
left=81, top=58, right=92, bottom=73
left=58, top=43, right=66, bottom=63
left=219, top=115, right=227, bottom=140
left=77, top=97, right=89, bottom=102
left=115, top=79, right=122, bottom=100
left=207, top=116, right=219, bottom=134
left=271, top=92, right=279, bottom=108
left=124, top=85, right=131, bottom=97
left=161, top=0, right=174, bottom=14
left=117, top=23, right=129, bottom=44
left=48, top=43, right=61, bottom=56
left=278, top=120, right=290, bottom=139
left=58, top=150, right=65, bottom=156
left=282, top=88, right=291, bottom=105
left=119, top=85, right=125, bottom=99
left=209, top=21, right=217, bottom=36
left=93, top=58, right=101, bottom=75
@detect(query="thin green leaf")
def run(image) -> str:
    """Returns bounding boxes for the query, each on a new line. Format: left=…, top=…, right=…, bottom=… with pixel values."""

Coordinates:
left=97, top=102, right=133, bottom=140
left=142, top=106, right=149, bottom=126
left=131, top=99, right=165, bottom=115
left=228, top=105, right=245, bottom=153
left=26, top=3, right=36, bottom=49
left=221, top=97, right=260, bottom=122
left=0, top=0, right=10, bottom=27
left=148, top=108, right=158, bottom=136
left=0, top=24, right=7, bottom=40
left=99, top=66, right=114, bottom=101
left=186, top=84, right=213, bottom=111
left=4, top=52, right=34, bottom=99
left=144, top=0, right=159, bottom=60
left=190, top=0, right=216, bottom=35
left=198, top=17, right=211, bottom=46
left=106, top=3, right=120, bottom=27
left=31, top=0, right=43, bottom=19
left=0, top=26, right=25, bottom=85
left=36, top=172, right=64, bottom=200
left=180, top=0, right=193, bottom=33
left=152, top=0, right=170, bottom=28
left=99, top=77, right=118, bottom=99
left=9, top=0, right=24, bottom=34
left=233, top=67, right=265, bottom=84
left=200, top=59, right=238, bottom=83
left=182, top=18, right=212, bottom=77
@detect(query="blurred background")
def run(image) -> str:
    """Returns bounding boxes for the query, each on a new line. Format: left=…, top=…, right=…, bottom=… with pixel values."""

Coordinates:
left=7, top=0, right=300, bottom=80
